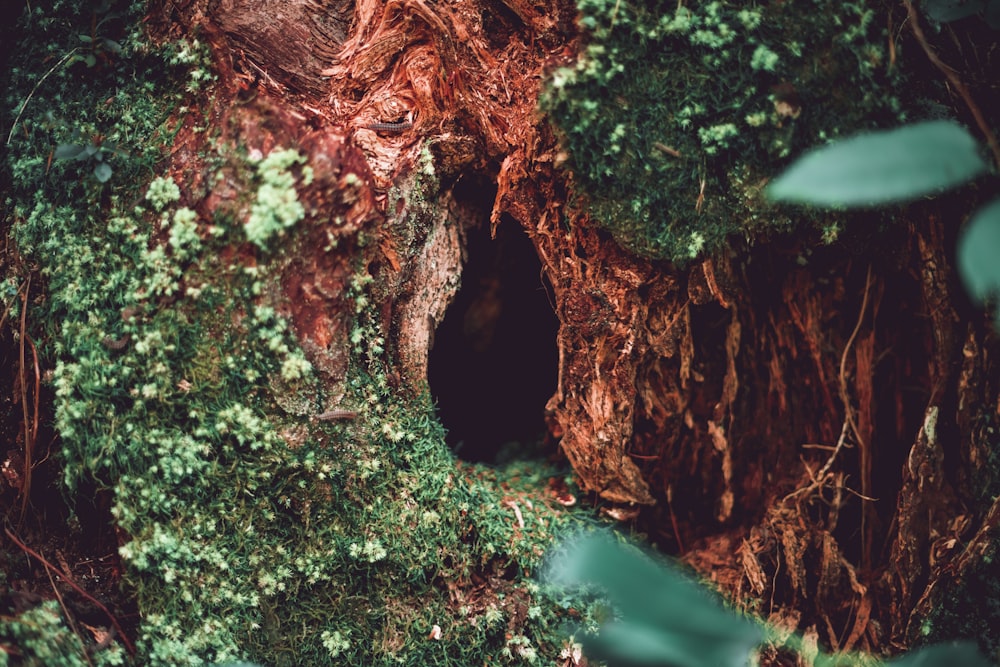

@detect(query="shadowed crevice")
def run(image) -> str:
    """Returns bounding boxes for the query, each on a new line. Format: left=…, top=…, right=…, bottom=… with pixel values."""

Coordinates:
left=428, top=217, right=558, bottom=463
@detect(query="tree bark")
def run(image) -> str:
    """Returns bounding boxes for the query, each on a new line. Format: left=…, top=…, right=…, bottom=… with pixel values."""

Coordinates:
left=157, top=0, right=1000, bottom=658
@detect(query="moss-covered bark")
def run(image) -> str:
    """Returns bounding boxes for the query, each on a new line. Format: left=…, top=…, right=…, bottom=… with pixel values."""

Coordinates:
left=3, top=0, right=1000, bottom=665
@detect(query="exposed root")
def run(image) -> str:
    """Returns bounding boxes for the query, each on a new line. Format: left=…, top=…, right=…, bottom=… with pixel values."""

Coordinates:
left=782, top=266, right=874, bottom=512
left=902, top=0, right=1000, bottom=170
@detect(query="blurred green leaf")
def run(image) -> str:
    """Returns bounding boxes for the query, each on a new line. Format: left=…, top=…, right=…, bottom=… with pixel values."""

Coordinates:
left=957, top=198, right=1000, bottom=324
left=767, top=121, right=988, bottom=207
left=93, top=162, right=113, bottom=183
left=921, top=0, right=987, bottom=22
left=548, top=534, right=761, bottom=667
left=54, top=143, right=86, bottom=160
left=885, top=641, right=993, bottom=667
left=587, top=621, right=756, bottom=667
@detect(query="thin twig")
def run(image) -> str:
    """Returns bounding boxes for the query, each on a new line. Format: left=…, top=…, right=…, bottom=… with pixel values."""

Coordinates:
left=27, top=334, right=40, bottom=465
left=18, top=277, right=32, bottom=526
left=903, top=0, right=1000, bottom=170
left=838, top=265, right=872, bottom=452
left=840, top=266, right=873, bottom=562
left=665, top=485, right=685, bottom=554
left=841, top=486, right=878, bottom=503
left=0, top=281, right=28, bottom=330
left=4, top=528, right=136, bottom=656
left=608, top=0, right=622, bottom=30
left=6, top=48, right=79, bottom=146
left=45, top=564, right=95, bottom=667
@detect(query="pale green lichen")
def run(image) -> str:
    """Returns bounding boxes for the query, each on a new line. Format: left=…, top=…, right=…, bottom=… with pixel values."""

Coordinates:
left=244, top=148, right=309, bottom=250
left=168, top=207, right=201, bottom=261
left=750, top=44, right=780, bottom=72
left=146, top=176, right=181, bottom=212
left=320, top=629, right=351, bottom=658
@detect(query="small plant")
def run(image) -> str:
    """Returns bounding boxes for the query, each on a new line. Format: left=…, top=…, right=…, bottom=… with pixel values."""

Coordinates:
left=54, top=133, right=125, bottom=183
left=68, top=0, right=125, bottom=69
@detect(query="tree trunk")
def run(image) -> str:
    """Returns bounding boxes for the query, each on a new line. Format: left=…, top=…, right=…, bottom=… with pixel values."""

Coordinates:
left=135, top=0, right=1000, bottom=658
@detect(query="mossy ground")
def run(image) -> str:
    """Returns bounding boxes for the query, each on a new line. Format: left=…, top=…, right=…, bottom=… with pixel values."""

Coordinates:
left=8, top=1, right=998, bottom=664
left=1, top=3, right=601, bottom=665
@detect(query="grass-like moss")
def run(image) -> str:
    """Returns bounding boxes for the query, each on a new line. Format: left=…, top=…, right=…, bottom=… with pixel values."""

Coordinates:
left=2, top=3, right=599, bottom=665
left=541, top=0, right=906, bottom=263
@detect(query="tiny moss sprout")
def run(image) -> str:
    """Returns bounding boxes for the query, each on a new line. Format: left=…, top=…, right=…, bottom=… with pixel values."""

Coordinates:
left=145, top=175, right=181, bottom=212
left=165, top=37, right=216, bottom=93
left=320, top=629, right=351, bottom=658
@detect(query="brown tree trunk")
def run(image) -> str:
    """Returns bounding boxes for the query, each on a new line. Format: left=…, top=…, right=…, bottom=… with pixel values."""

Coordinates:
left=159, top=0, right=999, bottom=658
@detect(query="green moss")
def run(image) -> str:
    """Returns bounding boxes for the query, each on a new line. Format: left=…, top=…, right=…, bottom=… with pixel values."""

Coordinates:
left=541, top=0, right=905, bottom=263
left=146, top=175, right=182, bottom=212
left=244, top=148, right=311, bottom=250
left=0, top=601, right=127, bottom=667
left=3, top=3, right=598, bottom=665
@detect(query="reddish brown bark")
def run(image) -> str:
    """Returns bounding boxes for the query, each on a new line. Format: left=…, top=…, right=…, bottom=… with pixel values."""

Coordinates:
left=151, top=0, right=1000, bottom=658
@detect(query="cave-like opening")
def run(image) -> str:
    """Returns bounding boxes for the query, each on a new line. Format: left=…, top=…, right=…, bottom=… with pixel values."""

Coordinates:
left=428, top=216, right=559, bottom=463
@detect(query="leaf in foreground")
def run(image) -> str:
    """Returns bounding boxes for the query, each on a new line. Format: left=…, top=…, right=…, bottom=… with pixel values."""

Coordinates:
left=766, top=121, right=988, bottom=207
left=885, top=641, right=994, bottom=667
left=547, top=534, right=761, bottom=667
left=957, top=197, right=1000, bottom=326
left=921, top=0, right=988, bottom=23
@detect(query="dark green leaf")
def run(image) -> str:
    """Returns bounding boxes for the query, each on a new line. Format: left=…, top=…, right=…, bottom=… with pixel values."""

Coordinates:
left=84, top=54, right=97, bottom=68
left=885, top=641, right=993, bottom=667
left=766, top=121, right=988, bottom=207
left=54, top=143, right=86, bottom=160
left=78, top=33, right=94, bottom=43
left=93, top=162, right=113, bottom=183
left=922, top=0, right=987, bottom=22
left=957, top=198, right=1000, bottom=325
left=102, top=38, right=123, bottom=54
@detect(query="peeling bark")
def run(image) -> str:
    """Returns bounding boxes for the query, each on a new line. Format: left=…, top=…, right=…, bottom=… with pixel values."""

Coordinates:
left=154, top=0, right=1000, bottom=658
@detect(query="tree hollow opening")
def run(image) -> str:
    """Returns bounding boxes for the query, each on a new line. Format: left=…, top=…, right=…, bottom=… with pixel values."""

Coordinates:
left=428, top=216, right=559, bottom=463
